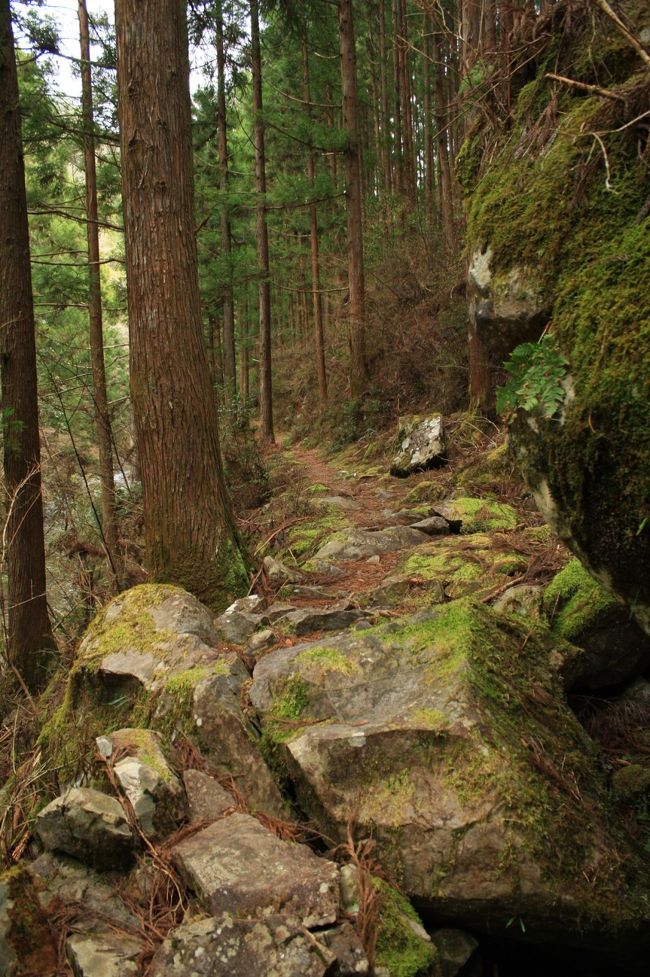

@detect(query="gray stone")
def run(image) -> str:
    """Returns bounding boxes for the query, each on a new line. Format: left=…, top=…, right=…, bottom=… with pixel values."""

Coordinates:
left=182, top=769, right=234, bottom=823
left=430, top=928, right=478, bottom=977
left=390, top=414, right=447, bottom=477
left=248, top=628, right=276, bottom=653
left=283, top=607, right=369, bottom=636
left=66, top=932, right=142, bottom=977
left=188, top=656, right=286, bottom=818
left=251, top=602, right=650, bottom=943
left=312, top=495, right=360, bottom=511
left=467, top=245, right=550, bottom=361
left=492, top=583, right=544, bottom=618
left=365, top=573, right=446, bottom=608
left=261, top=602, right=298, bottom=624
left=98, top=728, right=184, bottom=840
left=35, top=787, right=133, bottom=869
left=76, top=585, right=226, bottom=700
left=171, top=812, right=339, bottom=927
left=410, top=516, right=454, bottom=535
left=317, top=922, right=369, bottom=975
left=214, top=596, right=264, bottom=645
left=27, top=852, right=138, bottom=930
left=263, top=556, right=305, bottom=585
left=284, top=585, right=343, bottom=600
left=314, top=526, right=429, bottom=562
left=149, top=914, right=338, bottom=977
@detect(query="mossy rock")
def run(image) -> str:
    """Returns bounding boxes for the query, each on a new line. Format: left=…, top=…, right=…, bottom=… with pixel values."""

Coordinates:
left=279, top=513, right=351, bottom=563
left=402, top=481, right=449, bottom=507
left=374, top=877, right=437, bottom=977
left=542, top=560, right=650, bottom=690
left=250, top=599, right=650, bottom=945
left=395, top=533, right=527, bottom=600
left=436, top=496, right=519, bottom=534
left=462, top=8, right=650, bottom=632
left=38, top=586, right=250, bottom=789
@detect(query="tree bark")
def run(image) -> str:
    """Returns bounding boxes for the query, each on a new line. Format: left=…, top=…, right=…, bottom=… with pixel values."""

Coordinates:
left=115, top=0, right=246, bottom=610
left=78, top=0, right=120, bottom=590
left=432, top=24, right=456, bottom=250
left=0, top=0, right=56, bottom=691
left=215, top=0, right=236, bottom=398
left=303, top=41, right=327, bottom=406
left=338, top=0, right=368, bottom=396
left=250, top=0, right=274, bottom=442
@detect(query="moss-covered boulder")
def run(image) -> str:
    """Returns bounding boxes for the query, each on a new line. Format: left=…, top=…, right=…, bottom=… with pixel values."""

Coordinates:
left=543, top=560, right=650, bottom=690
left=250, top=600, right=650, bottom=948
left=40, top=585, right=285, bottom=816
left=389, top=533, right=528, bottom=601
left=435, top=496, right=519, bottom=534
left=462, top=2, right=650, bottom=631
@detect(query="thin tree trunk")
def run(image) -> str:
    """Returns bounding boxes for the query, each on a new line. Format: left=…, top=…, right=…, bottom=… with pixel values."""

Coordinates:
left=250, top=0, right=274, bottom=442
left=423, top=14, right=435, bottom=226
left=338, top=0, right=368, bottom=396
left=216, top=0, right=236, bottom=397
left=378, top=0, right=392, bottom=193
left=0, top=0, right=56, bottom=691
left=392, top=0, right=404, bottom=194
left=115, top=0, right=246, bottom=609
left=432, top=25, right=455, bottom=250
left=78, top=0, right=119, bottom=590
left=303, top=41, right=327, bottom=406
left=398, top=0, right=416, bottom=202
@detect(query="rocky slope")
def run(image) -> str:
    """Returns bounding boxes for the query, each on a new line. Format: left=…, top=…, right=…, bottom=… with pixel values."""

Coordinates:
left=3, top=414, right=650, bottom=977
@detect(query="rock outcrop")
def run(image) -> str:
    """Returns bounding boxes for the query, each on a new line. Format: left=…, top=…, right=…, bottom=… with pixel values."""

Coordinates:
left=251, top=599, right=650, bottom=946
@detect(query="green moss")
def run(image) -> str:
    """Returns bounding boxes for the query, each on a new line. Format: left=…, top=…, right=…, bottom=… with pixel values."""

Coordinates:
left=374, top=877, right=437, bottom=977
left=79, top=584, right=182, bottom=671
left=296, top=645, right=359, bottom=675
left=402, top=481, right=448, bottom=506
left=283, top=514, right=349, bottom=560
left=307, top=483, right=329, bottom=495
left=445, top=497, right=519, bottom=533
left=398, top=536, right=526, bottom=600
left=542, top=559, right=620, bottom=641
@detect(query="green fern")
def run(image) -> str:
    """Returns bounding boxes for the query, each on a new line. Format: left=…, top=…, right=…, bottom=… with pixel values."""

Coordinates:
left=497, top=336, right=568, bottom=419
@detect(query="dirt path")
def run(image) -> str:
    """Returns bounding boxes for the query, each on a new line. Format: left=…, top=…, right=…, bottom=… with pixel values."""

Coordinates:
left=286, top=441, right=408, bottom=530
left=266, top=439, right=437, bottom=607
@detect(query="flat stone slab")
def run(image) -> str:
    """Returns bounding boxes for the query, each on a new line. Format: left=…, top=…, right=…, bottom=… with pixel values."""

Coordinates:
left=35, top=788, right=133, bottom=870
left=314, top=526, right=429, bottom=562
left=410, top=515, right=455, bottom=536
left=149, top=915, right=342, bottom=977
left=171, top=812, right=340, bottom=927
left=283, top=607, right=370, bottom=636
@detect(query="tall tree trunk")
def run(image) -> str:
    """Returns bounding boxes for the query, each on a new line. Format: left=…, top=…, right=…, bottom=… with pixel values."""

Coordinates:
left=216, top=0, right=236, bottom=398
left=303, top=41, right=327, bottom=406
left=250, top=0, right=274, bottom=442
left=423, top=14, right=435, bottom=226
left=392, top=0, right=404, bottom=194
left=338, top=0, right=368, bottom=396
left=398, top=0, right=416, bottom=203
left=78, top=0, right=120, bottom=590
left=432, top=24, right=455, bottom=250
left=378, top=0, right=392, bottom=193
left=115, top=0, right=246, bottom=609
left=0, top=0, right=56, bottom=691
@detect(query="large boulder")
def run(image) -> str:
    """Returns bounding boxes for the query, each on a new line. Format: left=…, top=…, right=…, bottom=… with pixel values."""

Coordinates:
left=462, top=9, right=650, bottom=632
left=314, top=526, right=429, bottom=562
left=391, top=414, right=447, bottom=477
left=41, top=585, right=285, bottom=818
left=250, top=600, right=650, bottom=949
